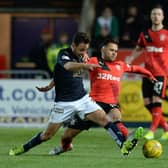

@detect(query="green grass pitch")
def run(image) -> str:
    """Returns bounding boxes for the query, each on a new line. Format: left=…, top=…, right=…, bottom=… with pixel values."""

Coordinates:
left=0, top=127, right=167, bottom=168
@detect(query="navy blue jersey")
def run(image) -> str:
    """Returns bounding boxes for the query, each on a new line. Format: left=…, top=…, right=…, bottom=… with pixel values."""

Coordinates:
left=53, top=48, right=87, bottom=102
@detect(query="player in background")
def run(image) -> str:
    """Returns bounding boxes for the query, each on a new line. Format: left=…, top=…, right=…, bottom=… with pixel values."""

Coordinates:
left=37, top=38, right=156, bottom=155
left=126, top=6, right=168, bottom=140
left=9, top=32, right=143, bottom=157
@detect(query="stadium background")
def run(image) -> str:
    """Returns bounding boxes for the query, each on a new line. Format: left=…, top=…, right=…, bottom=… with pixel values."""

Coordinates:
left=0, top=0, right=168, bottom=127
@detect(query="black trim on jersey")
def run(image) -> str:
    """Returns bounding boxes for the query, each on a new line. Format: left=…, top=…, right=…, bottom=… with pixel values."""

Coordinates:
left=97, top=56, right=110, bottom=70
left=143, top=29, right=152, bottom=42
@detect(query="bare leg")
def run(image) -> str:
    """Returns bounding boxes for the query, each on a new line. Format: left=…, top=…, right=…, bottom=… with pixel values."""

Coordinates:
left=9, top=122, right=62, bottom=156
left=61, top=128, right=82, bottom=150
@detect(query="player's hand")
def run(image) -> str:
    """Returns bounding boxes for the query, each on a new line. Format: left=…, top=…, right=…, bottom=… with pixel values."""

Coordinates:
left=36, top=86, right=52, bottom=92
left=84, top=63, right=101, bottom=71
left=82, top=52, right=90, bottom=62
left=149, top=76, right=158, bottom=84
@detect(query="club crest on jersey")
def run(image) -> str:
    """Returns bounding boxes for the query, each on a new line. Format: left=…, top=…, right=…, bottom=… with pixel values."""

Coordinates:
left=160, top=34, right=166, bottom=41
left=116, top=65, right=121, bottom=71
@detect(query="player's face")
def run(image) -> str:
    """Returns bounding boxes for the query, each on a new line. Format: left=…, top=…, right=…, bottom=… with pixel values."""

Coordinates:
left=72, top=42, right=89, bottom=58
left=102, top=43, right=118, bottom=61
left=150, top=8, right=164, bottom=25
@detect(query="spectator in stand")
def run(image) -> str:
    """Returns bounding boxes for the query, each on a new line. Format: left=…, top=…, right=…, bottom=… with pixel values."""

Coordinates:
left=91, top=26, right=111, bottom=56
left=47, top=32, right=70, bottom=72
left=94, top=6, right=119, bottom=42
left=120, top=5, right=146, bottom=48
left=29, top=28, right=53, bottom=78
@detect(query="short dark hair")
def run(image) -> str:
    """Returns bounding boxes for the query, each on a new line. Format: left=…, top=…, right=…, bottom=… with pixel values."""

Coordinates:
left=100, top=38, right=118, bottom=48
left=72, top=32, right=90, bottom=46
left=151, top=4, right=164, bottom=12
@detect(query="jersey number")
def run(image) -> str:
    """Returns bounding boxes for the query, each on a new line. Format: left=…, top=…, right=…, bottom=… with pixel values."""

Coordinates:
left=154, top=81, right=163, bottom=95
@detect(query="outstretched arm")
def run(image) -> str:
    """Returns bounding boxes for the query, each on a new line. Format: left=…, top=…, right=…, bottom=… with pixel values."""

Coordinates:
left=125, top=46, right=144, bottom=64
left=36, top=79, right=55, bottom=92
left=64, top=62, right=101, bottom=71
left=131, top=65, right=156, bottom=82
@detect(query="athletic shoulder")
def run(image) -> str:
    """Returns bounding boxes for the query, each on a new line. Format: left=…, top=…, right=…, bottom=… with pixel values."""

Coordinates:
left=58, top=48, right=72, bottom=56
left=57, top=48, right=73, bottom=60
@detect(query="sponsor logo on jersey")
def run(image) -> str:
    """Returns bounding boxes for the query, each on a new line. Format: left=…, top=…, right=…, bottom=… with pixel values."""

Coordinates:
left=97, top=72, right=120, bottom=81
left=146, top=46, right=163, bottom=53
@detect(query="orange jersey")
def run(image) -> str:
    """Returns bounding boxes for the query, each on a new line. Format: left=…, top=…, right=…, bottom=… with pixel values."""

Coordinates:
left=138, top=28, right=168, bottom=76
left=88, top=57, right=154, bottom=104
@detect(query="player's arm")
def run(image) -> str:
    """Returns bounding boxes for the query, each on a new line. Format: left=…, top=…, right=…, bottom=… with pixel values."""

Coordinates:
left=36, top=79, right=55, bottom=92
left=130, top=65, right=156, bottom=82
left=125, top=46, right=144, bottom=64
left=64, top=62, right=101, bottom=71
left=59, top=51, right=100, bottom=71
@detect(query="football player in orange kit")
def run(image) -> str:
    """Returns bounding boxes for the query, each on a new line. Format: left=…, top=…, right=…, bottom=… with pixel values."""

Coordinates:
left=37, top=38, right=156, bottom=155
left=126, top=6, right=168, bottom=140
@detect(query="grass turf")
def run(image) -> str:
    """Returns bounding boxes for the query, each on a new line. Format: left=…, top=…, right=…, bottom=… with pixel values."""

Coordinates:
left=0, top=127, right=167, bottom=168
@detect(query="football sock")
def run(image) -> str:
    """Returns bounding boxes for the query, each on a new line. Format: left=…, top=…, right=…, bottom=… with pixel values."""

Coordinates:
left=145, top=103, right=153, bottom=113
left=150, top=106, right=162, bottom=132
left=23, top=132, right=43, bottom=152
left=61, top=137, right=72, bottom=151
left=114, top=121, right=129, bottom=139
left=159, top=116, right=168, bottom=131
left=104, top=122, right=125, bottom=148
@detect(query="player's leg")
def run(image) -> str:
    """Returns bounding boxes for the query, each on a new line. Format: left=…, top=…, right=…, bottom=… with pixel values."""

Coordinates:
left=9, top=122, right=62, bottom=156
left=49, top=104, right=128, bottom=156
left=49, top=115, right=95, bottom=155
left=91, top=102, right=143, bottom=154
left=108, top=107, right=129, bottom=138
left=95, top=102, right=129, bottom=139
left=9, top=101, right=74, bottom=156
left=142, top=77, right=156, bottom=140
left=108, top=106, right=143, bottom=152
left=159, top=115, right=168, bottom=140
left=143, top=77, right=167, bottom=140
left=49, top=127, right=81, bottom=155
left=76, top=95, right=143, bottom=155
left=149, top=102, right=162, bottom=131
left=86, top=109, right=124, bottom=144
left=158, top=97, right=168, bottom=140
left=158, top=80, right=168, bottom=140
left=85, top=109, right=144, bottom=155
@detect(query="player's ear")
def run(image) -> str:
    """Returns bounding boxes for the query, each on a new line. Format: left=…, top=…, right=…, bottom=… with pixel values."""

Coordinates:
left=71, top=42, right=76, bottom=50
left=101, top=46, right=105, bottom=53
left=162, top=14, right=164, bottom=21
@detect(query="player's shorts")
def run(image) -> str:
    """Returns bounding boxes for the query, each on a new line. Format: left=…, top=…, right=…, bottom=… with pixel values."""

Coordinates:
left=48, top=94, right=101, bottom=124
left=142, top=76, right=167, bottom=98
left=67, top=102, right=119, bottom=130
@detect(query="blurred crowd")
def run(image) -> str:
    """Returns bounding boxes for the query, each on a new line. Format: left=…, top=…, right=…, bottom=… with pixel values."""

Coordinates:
left=1, top=1, right=167, bottom=78
left=30, top=4, right=149, bottom=77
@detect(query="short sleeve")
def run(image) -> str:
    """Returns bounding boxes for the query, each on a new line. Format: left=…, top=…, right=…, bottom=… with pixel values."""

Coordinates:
left=57, top=51, right=73, bottom=67
left=137, top=32, right=146, bottom=47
